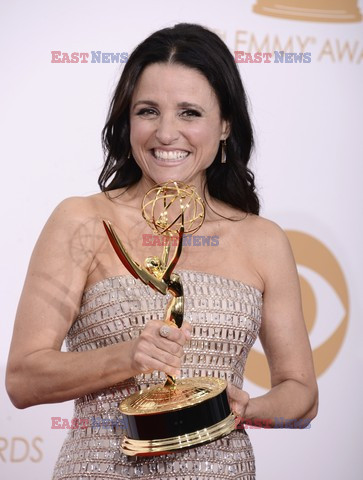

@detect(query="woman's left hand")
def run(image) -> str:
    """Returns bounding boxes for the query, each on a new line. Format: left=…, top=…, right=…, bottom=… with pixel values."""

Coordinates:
left=227, top=383, right=250, bottom=419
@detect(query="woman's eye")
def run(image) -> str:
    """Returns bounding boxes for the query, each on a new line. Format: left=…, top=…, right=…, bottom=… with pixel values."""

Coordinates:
left=136, top=108, right=158, bottom=116
left=180, top=109, right=201, bottom=118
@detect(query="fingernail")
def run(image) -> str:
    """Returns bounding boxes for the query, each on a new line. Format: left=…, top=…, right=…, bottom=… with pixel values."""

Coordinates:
left=185, top=330, right=191, bottom=340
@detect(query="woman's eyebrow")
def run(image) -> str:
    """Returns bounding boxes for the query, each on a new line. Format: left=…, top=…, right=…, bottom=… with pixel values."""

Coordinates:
left=177, top=102, right=205, bottom=113
left=132, top=100, right=158, bottom=109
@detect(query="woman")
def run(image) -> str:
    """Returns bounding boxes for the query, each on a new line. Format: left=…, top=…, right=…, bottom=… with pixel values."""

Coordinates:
left=6, top=23, right=318, bottom=479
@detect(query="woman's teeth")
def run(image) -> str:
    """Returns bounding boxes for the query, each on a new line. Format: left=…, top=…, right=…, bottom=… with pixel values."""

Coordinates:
left=153, top=149, right=189, bottom=161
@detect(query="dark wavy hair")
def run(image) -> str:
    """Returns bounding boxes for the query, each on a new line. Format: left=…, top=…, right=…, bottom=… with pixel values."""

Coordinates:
left=99, top=23, right=260, bottom=215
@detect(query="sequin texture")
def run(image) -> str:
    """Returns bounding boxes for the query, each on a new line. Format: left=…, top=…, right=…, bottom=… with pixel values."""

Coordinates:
left=52, top=271, right=262, bottom=479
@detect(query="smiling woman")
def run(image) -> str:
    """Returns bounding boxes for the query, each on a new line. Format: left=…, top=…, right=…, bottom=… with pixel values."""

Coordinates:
left=99, top=23, right=259, bottom=215
left=129, top=63, right=229, bottom=188
left=6, top=23, right=318, bottom=480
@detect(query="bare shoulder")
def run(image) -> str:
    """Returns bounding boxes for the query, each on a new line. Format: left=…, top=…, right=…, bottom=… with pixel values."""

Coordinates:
left=43, top=192, right=113, bottom=237
left=49, top=192, right=107, bottom=220
left=32, top=192, right=113, bottom=271
left=243, top=214, right=290, bottom=250
left=238, top=214, right=296, bottom=291
left=239, top=215, right=290, bottom=257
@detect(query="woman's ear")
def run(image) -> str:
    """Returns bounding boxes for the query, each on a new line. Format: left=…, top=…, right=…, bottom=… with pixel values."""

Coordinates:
left=221, top=120, right=231, bottom=140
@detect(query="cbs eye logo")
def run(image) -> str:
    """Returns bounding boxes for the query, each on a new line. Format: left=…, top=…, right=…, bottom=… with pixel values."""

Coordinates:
left=245, top=231, right=349, bottom=388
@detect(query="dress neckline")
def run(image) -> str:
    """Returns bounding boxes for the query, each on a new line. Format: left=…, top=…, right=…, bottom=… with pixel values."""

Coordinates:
left=83, top=269, right=263, bottom=296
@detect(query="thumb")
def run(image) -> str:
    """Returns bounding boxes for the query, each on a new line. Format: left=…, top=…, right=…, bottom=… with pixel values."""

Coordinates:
left=227, top=384, right=250, bottom=416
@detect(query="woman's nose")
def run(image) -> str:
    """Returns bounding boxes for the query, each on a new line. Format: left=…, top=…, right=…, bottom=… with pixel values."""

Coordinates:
left=155, top=114, right=180, bottom=144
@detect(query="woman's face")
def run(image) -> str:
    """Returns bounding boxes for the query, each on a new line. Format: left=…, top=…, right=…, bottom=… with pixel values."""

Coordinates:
left=129, top=63, right=229, bottom=187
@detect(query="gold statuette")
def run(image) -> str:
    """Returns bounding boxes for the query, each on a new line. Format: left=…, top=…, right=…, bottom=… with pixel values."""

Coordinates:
left=103, top=181, right=235, bottom=456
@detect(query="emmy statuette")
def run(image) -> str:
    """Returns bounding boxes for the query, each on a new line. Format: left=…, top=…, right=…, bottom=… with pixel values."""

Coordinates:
left=103, top=181, right=236, bottom=456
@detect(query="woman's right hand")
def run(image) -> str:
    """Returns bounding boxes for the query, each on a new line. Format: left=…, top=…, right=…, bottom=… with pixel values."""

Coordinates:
left=129, top=320, right=192, bottom=377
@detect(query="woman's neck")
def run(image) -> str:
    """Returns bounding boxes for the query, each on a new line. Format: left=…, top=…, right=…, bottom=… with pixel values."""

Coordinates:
left=110, top=173, right=241, bottom=223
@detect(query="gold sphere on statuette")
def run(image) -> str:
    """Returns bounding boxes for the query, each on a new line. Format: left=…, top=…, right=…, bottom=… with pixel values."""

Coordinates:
left=142, top=181, right=205, bottom=235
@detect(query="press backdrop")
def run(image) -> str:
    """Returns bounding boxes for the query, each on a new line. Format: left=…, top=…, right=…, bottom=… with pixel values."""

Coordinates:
left=1, top=0, right=362, bottom=478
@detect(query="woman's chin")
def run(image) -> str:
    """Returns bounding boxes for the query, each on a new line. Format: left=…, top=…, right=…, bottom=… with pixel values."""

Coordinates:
left=147, top=171, right=189, bottom=186
left=139, top=164, right=203, bottom=189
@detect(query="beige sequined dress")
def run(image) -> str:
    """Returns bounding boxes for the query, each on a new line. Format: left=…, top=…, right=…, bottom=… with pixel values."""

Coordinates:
left=52, top=270, right=262, bottom=480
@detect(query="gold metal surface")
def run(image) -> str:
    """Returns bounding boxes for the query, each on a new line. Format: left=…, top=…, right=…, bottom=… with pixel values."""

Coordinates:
left=252, top=0, right=362, bottom=23
left=142, top=181, right=205, bottom=236
left=120, top=378, right=227, bottom=415
left=102, top=220, right=169, bottom=294
left=103, top=181, right=205, bottom=388
left=103, top=181, right=235, bottom=456
left=121, top=412, right=236, bottom=456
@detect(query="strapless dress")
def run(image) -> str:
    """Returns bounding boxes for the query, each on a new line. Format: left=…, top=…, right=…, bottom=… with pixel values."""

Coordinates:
left=52, top=270, right=263, bottom=479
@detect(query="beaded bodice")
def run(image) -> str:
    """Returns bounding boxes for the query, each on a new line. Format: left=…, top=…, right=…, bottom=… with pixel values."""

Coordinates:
left=53, top=270, right=263, bottom=480
left=67, top=270, right=262, bottom=390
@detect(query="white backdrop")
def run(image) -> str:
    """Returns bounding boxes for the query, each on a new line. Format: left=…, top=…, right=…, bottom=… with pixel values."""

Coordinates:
left=1, top=0, right=362, bottom=478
